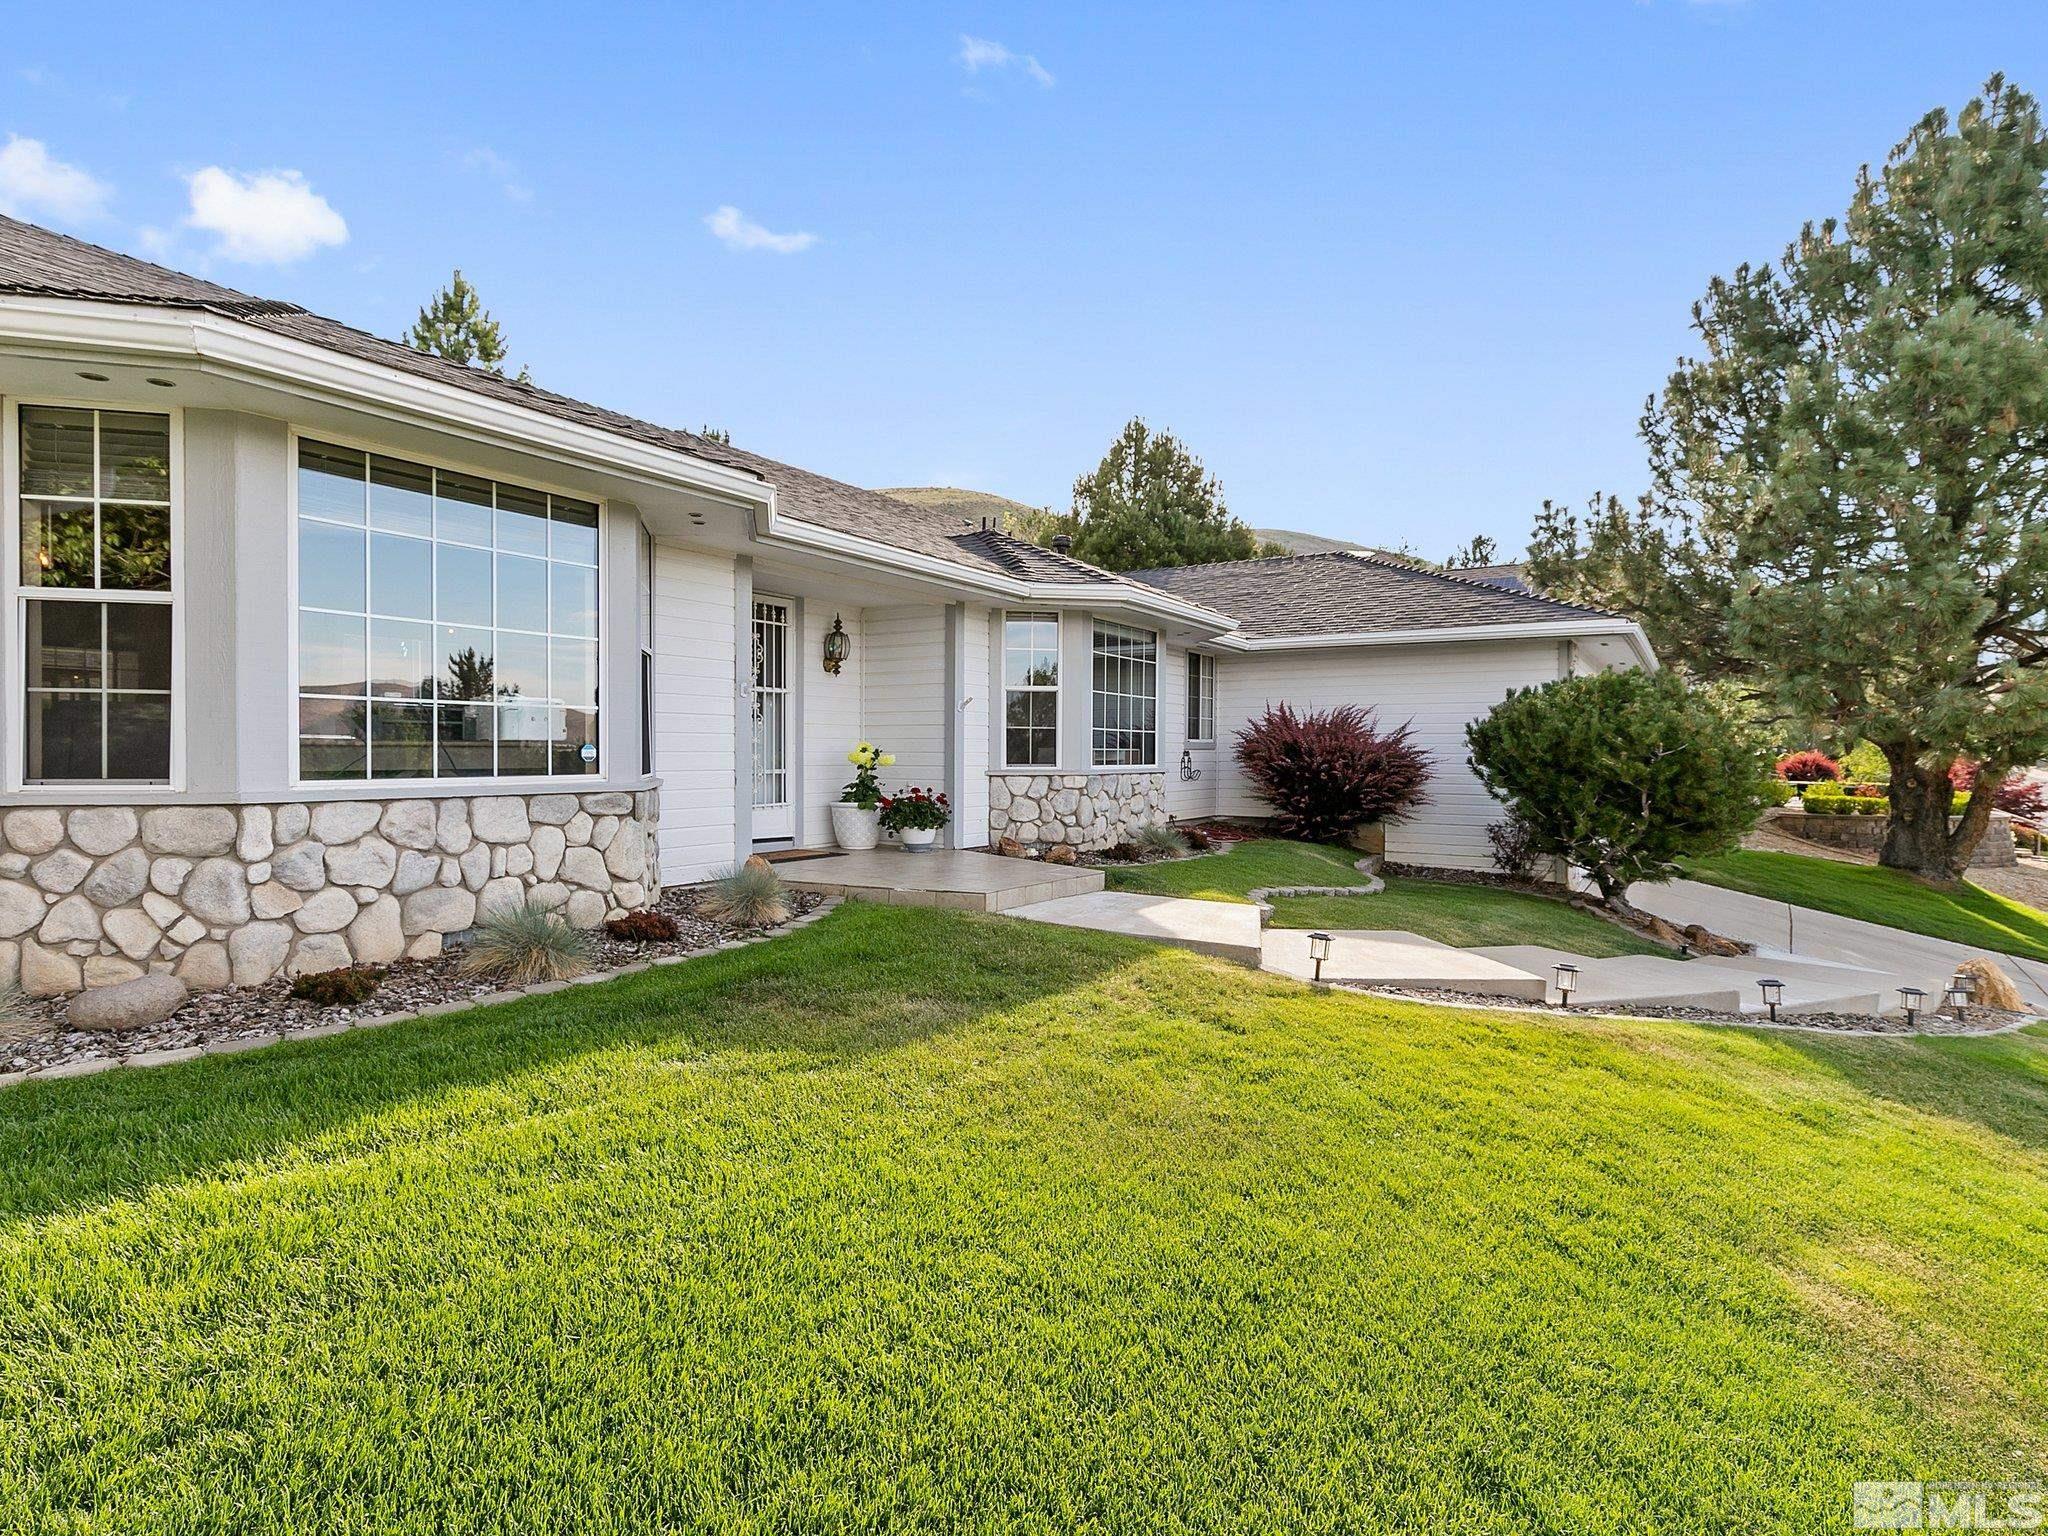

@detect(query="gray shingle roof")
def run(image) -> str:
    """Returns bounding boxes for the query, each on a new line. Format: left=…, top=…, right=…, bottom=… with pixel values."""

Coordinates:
left=0, top=215, right=1166, bottom=596
left=1126, top=552, right=1617, bottom=640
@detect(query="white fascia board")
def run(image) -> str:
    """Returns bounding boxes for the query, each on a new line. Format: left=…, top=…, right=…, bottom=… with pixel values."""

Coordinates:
left=0, top=296, right=775, bottom=512
left=1228, top=616, right=1659, bottom=667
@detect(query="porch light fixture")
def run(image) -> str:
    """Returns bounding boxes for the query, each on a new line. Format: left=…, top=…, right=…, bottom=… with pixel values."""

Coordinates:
left=822, top=614, right=850, bottom=675
left=1307, top=931, right=1332, bottom=981
left=1898, top=986, right=1926, bottom=1026
left=1758, top=978, right=1784, bottom=1022
left=1552, top=962, right=1579, bottom=1003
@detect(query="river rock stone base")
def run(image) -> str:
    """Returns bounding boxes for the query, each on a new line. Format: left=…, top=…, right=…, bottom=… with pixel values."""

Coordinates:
left=988, top=772, right=1167, bottom=853
left=0, top=790, right=661, bottom=998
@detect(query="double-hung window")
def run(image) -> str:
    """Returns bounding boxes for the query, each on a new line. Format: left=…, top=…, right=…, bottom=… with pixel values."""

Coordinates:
left=1186, top=652, right=1216, bottom=745
left=16, top=406, right=175, bottom=783
left=295, top=438, right=600, bottom=782
left=1002, top=611, right=1060, bottom=767
left=1091, top=620, right=1157, bottom=767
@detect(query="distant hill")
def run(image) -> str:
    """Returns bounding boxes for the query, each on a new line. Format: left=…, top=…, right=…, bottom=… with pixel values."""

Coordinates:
left=1254, top=527, right=1370, bottom=557
left=881, top=487, right=1061, bottom=539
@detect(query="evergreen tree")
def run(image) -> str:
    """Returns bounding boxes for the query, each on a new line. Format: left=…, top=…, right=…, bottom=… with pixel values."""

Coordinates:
left=1444, top=535, right=1499, bottom=568
left=1528, top=77, right=2048, bottom=884
left=1063, top=418, right=1274, bottom=570
left=408, top=270, right=521, bottom=376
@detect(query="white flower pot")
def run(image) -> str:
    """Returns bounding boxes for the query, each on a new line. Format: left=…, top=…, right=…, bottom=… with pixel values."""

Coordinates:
left=831, top=803, right=880, bottom=851
left=899, top=827, right=938, bottom=853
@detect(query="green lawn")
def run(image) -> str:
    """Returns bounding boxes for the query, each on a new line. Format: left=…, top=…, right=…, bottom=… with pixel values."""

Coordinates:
left=1685, top=849, right=2048, bottom=963
left=1110, top=838, right=1667, bottom=957
left=4, top=904, right=2047, bottom=1532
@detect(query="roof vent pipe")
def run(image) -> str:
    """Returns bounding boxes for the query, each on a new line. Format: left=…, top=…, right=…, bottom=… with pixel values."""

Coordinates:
left=1052, top=534, right=1073, bottom=554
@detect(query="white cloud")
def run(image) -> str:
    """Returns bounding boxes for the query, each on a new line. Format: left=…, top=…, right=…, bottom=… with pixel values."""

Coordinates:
left=704, top=205, right=818, bottom=255
left=459, top=146, right=532, bottom=203
left=183, top=166, right=347, bottom=263
left=0, top=135, right=111, bottom=223
left=957, top=35, right=1054, bottom=88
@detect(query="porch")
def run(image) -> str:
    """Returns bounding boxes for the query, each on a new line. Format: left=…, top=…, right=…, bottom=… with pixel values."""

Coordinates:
left=777, top=848, right=1103, bottom=913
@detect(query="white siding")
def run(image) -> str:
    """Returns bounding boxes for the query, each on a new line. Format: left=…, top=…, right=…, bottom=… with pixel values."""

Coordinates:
left=956, top=604, right=992, bottom=846
left=801, top=605, right=865, bottom=846
left=651, top=541, right=739, bottom=883
left=861, top=606, right=949, bottom=796
left=1162, top=643, right=1223, bottom=822
left=1215, top=639, right=1566, bottom=870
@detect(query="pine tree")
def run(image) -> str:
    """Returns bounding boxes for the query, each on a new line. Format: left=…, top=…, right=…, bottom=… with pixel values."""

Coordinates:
left=407, top=270, right=518, bottom=376
left=1063, top=418, right=1273, bottom=570
left=1444, top=535, right=1499, bottom=568
left=1528, top=77, right=2048, bottom=884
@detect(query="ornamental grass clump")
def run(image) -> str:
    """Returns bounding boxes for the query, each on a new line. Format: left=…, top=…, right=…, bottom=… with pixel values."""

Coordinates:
left=1132, top=822, right=1192, bottom=858
left=456, top=901, right=596, bottom=985
left=1235, top=703, right=1431, bottom=842
left=700, top=859, right=789, bottom=929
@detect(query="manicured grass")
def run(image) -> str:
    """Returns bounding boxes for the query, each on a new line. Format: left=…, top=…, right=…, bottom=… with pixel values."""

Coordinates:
left=1269, top=878, right=1672, bottom=957
left=1685, top=849, right=2048, bottom=963
left=1102, top=836, right=1378, bottom=902
left=4, top=904, right=2047, bottom=1532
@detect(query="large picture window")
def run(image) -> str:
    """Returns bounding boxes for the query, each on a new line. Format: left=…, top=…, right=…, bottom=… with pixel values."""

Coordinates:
left=1091, top=620, right=1157, bottom=767
left=295, top=439, right=600, bottom=781
left=1186, top=652, right=1216, bottom=744
left=16, top=406, right=174, bottom=783
left=1003, top=611, right=1060, bottom=767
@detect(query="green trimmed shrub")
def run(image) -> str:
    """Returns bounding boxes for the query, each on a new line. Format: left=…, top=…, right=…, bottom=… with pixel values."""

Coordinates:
left=289, top=965, right=385, bottom=1006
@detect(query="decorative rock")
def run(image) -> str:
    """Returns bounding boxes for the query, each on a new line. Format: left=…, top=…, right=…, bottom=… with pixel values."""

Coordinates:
left=393, top=849, right=440, bottom=895
left=31, top=849, right=91, bottom=894
left=103, top=906, right=163, bottom=960
left=478, top=877, right=526, bottom=919
left=435, top=799, right=473, bottom=853
left=270, top=841, right=328, bottom=891
left=506, top=844, right=535, bottom=877
left=229, top=923, right=293, bottom=986
left=401, top=886, right=477, bottom=936
left=378, top=799, right=437, bottom=850
left=490, top=845, right=508, bottom=879
left=325, top=836, right=397, bottom=887
left=287, top=933, right=352, bottom=977
left=584, top=791, right=634, bottom=815
left=471, top=797, right=532, bottom=844
left=531, top=826, right=567, bottom=881
left=246, top=861, right=272, bottom=885
left=566, top=890, right=608, bottom=928
left=310, top=801, right=380, bottom=844
left=168, top=915, right=207, bottom=945
left=591, top=816, right=620, bottom=852
left=237, top=805, right=275, bottom=862
left=404, top=932, right=444, bottom=961
left=274, top=803, right=312, bottom=843
left=82, top=848, right=150, bottom=907
left=604, top=829, right=646, bottom=881
left=38, top=894, right=102, bottom=945
left=150, top=856, right=193, bottom=895
left=529, top=794, right=578, bottom=825
left=174, top=940, right=233, bottom=992
left=0, top=854, right=24, bottom=879
left=68, top=973, right=187, bottom=1032
left=293, top=887, right=359, bottom=934
left=141, top=806, right=238, bottom=857
left=82, top=955, right=146, bottom=990
left=0, top=880, right=43, bottom=939
left=996, top=836, right=1027, bottom=858
left=348, top=896, right=405, bottom=964
left=565, top=811, right=594, bottom=845
left=20, top=939, right=82, bottom=997
left=458, top=844, right=491, bottom=891
left=3, top=809, right=65, bottom=856
left=143, top=891, right=184, bottom=928
left=68, top=807, right=139, bottom=856
left=250, top=881, right=303, bottom=920
left=528, top=881, right=570, bottom=911
left=561, top=846, right=610, bottom=891
left=181, top=858, right=252, bottom=926
left=1044, top=844, right=1079, bottom=865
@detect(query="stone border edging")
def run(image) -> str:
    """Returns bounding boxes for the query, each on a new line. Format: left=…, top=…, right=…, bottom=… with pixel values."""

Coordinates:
left=1247, top=859, right=1384, bottom=926
left=0, top=898, right=844, bottom=1090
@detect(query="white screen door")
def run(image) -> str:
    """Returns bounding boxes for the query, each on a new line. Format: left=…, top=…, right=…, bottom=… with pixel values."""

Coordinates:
left=750, top=599, right=795, bottom=840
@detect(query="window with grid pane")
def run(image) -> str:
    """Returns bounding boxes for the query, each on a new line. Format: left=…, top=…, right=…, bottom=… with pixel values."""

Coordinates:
left=17, top=406, right=173, bottom=783
left=1091, top=620, right=1157, bottom=768
left=295, top=439, right=600, bottom=781
left=1002, top=612, right=1060, bottom=767
left=1186, top=652, right=1216, bottom=744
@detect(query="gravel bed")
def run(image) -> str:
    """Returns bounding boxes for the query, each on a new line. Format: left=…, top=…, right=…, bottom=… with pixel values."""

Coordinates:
left=1336, top=982, right=2031, bottom=1036
left=4, top=886, right=824, bottom=1077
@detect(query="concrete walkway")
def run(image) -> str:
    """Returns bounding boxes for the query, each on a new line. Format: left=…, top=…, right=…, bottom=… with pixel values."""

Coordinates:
left=1262, top=928, right=1547, bottom=999
left=1009, top=891, right=1265, bottom=964
left=780, top=848, right=1102, bottom=913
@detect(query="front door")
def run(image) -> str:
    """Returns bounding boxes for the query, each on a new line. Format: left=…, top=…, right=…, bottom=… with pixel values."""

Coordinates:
left=750, top=599, right=795, bottom=841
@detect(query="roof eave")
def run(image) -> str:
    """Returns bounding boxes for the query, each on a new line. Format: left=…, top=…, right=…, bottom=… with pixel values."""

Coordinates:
left=1230, top=615, right=1659, bottom=666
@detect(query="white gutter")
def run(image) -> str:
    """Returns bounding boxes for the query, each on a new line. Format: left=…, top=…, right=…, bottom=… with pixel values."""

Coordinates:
left=1220, top=616, right=1659, bottom=670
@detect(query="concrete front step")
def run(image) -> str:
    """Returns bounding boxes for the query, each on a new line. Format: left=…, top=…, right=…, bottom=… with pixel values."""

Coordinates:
left=1261, top=929, right=1548, bottom=1000
left=1008, top=891, right=1267, bottom=965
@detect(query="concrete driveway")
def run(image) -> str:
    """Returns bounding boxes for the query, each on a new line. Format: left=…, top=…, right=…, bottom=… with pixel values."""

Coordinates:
left=1628, top=877, right=2048, bottom=1013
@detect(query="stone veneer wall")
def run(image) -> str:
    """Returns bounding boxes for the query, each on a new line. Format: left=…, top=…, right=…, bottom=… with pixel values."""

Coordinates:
left=986, top=772, right=1167, bottom=852
left=0, top=789, right=661, bottom=998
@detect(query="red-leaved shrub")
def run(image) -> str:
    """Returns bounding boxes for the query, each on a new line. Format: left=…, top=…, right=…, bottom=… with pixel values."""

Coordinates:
left=1774, top=750, right=1841, bottom=783
left=1234, top=704, right=1430, bottom=841
left=1950, top=759, right=2048, bottom=819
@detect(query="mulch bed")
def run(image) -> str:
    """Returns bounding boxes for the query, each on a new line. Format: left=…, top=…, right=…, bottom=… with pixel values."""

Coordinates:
left=4, top=885, right=823, bottom=1077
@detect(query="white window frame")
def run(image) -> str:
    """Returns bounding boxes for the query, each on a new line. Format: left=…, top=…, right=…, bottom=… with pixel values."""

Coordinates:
left=1001, top=609, right=1063, bottom=769
left=1090, top=619, right=1159, bottom=770
left=1186, top=651, right=1216, bottom=746
left=286, top=427, right=607, bottom=789
left=4, top=401, right=186, bottom=793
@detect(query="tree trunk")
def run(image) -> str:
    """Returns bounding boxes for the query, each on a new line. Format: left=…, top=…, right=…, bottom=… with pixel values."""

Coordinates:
left=1877, top=744, right=1999, bottom=885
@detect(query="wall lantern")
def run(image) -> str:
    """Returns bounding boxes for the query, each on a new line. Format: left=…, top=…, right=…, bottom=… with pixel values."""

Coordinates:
left=1552, top=962, right=1578, bottom=1004
left=1307, top=931, right=1333, bottom=981
left=1757, top=978, right=1784, bottom=1022
left=822, top=614, right=851, bottom=675
left=1897, top=986, right=1926, bottom=1026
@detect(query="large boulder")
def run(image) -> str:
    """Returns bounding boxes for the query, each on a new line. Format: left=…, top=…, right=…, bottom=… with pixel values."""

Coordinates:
left=67, top=974, right=188, bottom=1034
left=140, top=806, right=238, bottom=857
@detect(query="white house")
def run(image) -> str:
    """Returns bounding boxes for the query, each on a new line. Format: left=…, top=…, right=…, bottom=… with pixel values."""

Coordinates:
left=0, top=216, right=1651, bottom=997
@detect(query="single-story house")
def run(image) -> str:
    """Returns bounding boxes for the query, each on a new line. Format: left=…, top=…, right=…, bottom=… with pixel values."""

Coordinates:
left=0, top=216, right=1651, bottom=996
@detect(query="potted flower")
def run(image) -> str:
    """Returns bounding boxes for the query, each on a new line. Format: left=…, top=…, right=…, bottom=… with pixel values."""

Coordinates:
left=832, top=741, right=894, bottom=850
left=879, top=787, right=951, bottom=852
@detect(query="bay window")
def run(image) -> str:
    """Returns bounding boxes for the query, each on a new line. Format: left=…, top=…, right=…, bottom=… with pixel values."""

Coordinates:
left=16, top=406, right=174, bottom=783
left=1186, top=652, right=1216, bottom=745
left=1091, top=620, right=1157, bottom=767
left=1002, top=611, right=1060, bottom=767
left=295, top=438, right=600, bottom=781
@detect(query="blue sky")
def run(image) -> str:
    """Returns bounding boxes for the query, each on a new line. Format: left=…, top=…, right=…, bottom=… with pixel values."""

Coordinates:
left=2, top=2, right=2041, bottom=559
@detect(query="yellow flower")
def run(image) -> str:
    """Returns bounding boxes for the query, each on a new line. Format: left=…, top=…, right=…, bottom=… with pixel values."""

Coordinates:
left=879, top=753, right=896, bottom=766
